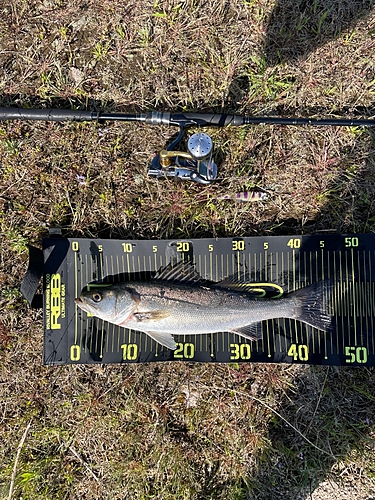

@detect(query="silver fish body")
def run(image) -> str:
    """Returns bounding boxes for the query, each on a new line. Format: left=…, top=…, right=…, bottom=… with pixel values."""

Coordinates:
left=75, top=262, right=333, bottom=350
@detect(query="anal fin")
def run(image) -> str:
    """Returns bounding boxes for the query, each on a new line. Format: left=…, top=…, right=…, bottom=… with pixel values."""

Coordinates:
left=229, top=323, right=263, bottom=341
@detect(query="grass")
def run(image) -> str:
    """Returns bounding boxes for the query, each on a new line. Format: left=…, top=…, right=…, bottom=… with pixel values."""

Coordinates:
left=1, top=0, right=375, bottom=499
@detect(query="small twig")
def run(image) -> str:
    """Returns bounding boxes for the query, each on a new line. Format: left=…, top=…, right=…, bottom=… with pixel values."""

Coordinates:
left=305, top=367, right=330, bottom=434
left=208, top=385, right=337, bottom=458
left=69, top=446, right=100, bottom=482
left=243, top=392, right=335, bottom=457
left=8, top=420, right=32, bottom=500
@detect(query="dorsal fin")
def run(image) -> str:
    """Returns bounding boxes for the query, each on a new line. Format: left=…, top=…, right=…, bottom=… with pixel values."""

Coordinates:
left=153, top=260, right=207, bottom=285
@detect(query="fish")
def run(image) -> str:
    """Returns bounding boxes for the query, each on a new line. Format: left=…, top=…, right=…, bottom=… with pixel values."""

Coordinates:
left=75, top=260, right=333, bottom=351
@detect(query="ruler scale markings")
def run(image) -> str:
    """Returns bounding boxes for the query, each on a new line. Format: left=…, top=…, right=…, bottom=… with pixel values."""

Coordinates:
left=345, top=251, right=351, bottom=354
left=276, top=251, right=279, bottom=284
left=345, top=250, right=350, bottom=318
left=89, top=316, right=94, bottom=355
left=276, top=319, right=281, bottom=355
left=333, top=253, right=339, bottom=355
left=209, top=251, right=213, bottom=281
left=116, top=254, right=120, bottom=280
left=236, top=251, right=240, bottom=280
left=335, top=252, right=342, bottom=316
left=335, top=250, right=344, bottom=352
left=297, top=249, right=301, bottom=348
left=75, top=250, right=81, bottom=354
left=264, top=245, right=268, bottom=282
left=280, top=251, right=285, bottom=357
left=100, top=324, right=104, bottom=359
left=339, top=251, right=345, bottom=353
left=88, top=247, right=94, bottom=355
left=326, top=249, right=332, bottom=357
left=81, top=253, right=88, bottom=353
left=214, top=252, right=217, bottom=283
left=237, top=249, right=242, bottom=347
left=225, top=252, right=228, bottom=282
left=264, top=245, right=270, bottom=355
left=266, top=319, right=271, bottom=358
left=315, top=249, right=322, bottom=358
left=275, top=252, right=285, bottom=354
left=370, top=252, right=374, bottom=354
left=104, top=254, right=113, bottom=353
left=311, top=250, right=323, bottom=352
left=356, top=250, right=362, bottom=346
left=95, top=321, right=99, bottom=358
left=361, top=251, right=366, bottom=318
left=116, top=324, right=120, bottom=354
left=272, top=254, right=277, bottom=355
left=320, top=248, right=324, bottom=357
left=81, top=253, right=89, bottom=353
left=108, top=255, right=115, bottom=276
left=319, top=248, right=324, bottom=356
left=154, top=250, right=157, bottom=274
left=270, top=252, right=277, bottom=355
left=115, top=252, right=120, bottom=355
left=73, top=242, right=79, bottom=346
left=363, top=251, right=369, bottom=352
left=361, top=280, right=367, bottom=348
left=111, top=322, right=114, bottom=355
left=126, top=253, right=130, bottom=276
left=248, top=252, right=251, bottom=283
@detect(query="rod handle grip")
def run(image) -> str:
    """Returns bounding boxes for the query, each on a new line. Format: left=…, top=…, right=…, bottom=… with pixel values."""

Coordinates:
left=0, top=107, right=97, bottom=121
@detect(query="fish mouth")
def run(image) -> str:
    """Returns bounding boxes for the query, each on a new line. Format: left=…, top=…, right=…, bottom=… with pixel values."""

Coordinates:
left=74, top=297, right=88, bottom=311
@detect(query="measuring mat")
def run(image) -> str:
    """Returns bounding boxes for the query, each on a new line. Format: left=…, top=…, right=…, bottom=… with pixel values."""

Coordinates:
left=43, top=234, right=375, bottom=366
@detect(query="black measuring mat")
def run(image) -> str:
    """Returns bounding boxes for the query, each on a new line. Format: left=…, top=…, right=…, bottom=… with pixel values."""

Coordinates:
left=43, top=234, right=375, bottom=366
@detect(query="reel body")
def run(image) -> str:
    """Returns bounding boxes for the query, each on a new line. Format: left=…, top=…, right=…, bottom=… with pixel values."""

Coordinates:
left=148, top=127, right=218, bottom=184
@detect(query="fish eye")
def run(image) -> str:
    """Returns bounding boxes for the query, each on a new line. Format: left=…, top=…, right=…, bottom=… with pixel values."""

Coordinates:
left=92, top=292, right=102, bottom=303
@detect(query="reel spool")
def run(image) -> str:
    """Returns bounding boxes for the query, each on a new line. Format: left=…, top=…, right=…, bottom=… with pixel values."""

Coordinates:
left=148, top=129, right=218, bottom=184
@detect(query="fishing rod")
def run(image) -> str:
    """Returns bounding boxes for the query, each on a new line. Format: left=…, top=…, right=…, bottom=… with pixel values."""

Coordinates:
left=1, top=106, right=375, bottom=184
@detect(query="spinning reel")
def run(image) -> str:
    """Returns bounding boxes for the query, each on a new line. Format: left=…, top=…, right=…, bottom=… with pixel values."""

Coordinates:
left=148, top=127, right=217, bottom=184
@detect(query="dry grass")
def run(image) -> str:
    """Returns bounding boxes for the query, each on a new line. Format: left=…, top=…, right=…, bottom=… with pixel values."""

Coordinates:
left=1, top=0, right=375, bottom=498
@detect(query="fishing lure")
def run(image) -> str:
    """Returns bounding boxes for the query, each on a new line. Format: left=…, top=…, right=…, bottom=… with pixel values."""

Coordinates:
left=218, top=191, right=268, bottom=202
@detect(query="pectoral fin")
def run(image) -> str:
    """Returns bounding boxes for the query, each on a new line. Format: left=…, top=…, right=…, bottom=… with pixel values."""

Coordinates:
left=145, top=331, right=177, bottom=350
left=229, top=323, right=263, bottom=341
left=134, top=310, right=170, bottom=321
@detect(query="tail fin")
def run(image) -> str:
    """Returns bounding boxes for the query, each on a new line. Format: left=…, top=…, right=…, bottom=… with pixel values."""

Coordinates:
left=292, top=281, right=334, bottom=333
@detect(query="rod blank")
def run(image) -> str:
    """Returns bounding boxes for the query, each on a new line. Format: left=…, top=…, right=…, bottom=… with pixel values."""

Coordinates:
left=0, top=107, right=374, bottom=128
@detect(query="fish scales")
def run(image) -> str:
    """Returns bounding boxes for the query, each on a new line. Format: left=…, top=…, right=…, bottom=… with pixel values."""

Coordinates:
left=119, top=282, right=296, bottom=334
